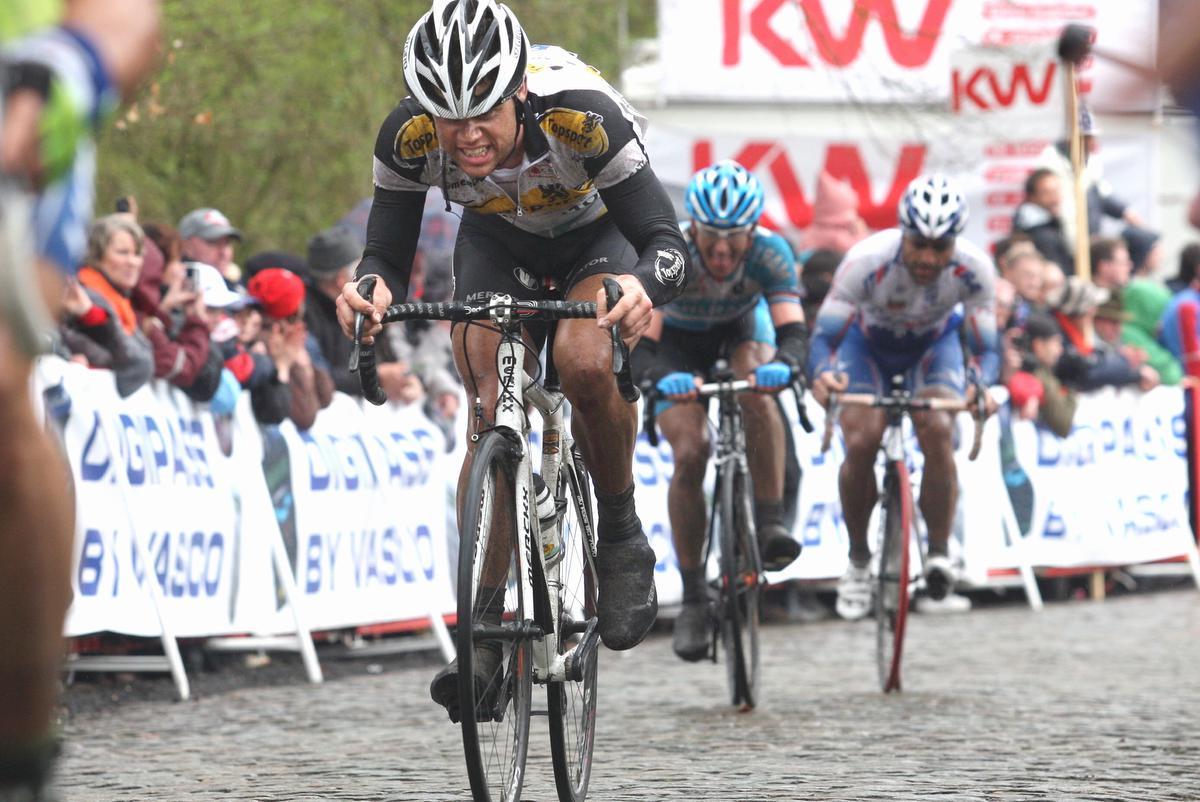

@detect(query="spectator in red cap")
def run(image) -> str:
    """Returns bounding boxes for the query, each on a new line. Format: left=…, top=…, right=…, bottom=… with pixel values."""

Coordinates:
left=247, top=267, right=333, bottom=430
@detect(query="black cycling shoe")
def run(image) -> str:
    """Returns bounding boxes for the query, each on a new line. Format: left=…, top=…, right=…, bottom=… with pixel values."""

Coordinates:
left=429, top=643, right=503, bottom=724
left=595, top=532, right=659, bottom=651
left=758, top=524, right=802, bottom=572
left=672, top=600, right=711, bottom=662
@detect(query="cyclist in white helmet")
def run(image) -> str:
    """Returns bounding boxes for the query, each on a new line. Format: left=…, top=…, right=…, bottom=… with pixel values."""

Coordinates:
left=807, top=174, right=998, bottom=620
left=335, top=0, right=690, bottom=720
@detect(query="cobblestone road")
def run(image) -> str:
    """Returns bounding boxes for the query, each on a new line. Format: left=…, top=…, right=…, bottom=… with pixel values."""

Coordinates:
left=58, top=591, right=1200, bottom=801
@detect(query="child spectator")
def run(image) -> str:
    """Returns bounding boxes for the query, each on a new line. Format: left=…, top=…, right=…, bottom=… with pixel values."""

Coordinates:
left=1008, top=312, right=1077, bottom=437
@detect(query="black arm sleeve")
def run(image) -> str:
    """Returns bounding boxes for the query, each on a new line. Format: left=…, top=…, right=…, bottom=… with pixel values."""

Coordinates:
left=353, top=185, right=428, bottom=301
left=598, top=165, right=690, bottom=307
left=773, top=321, right=809, bottom=372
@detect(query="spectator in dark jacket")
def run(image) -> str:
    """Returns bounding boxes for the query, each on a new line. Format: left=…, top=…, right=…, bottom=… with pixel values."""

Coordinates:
left=1090, top=237, right=1132, bottom=294
left=133, top=224, right=220, bottom=400
left=1012, top=168, right=1074, bottom=276
left=60, top=215, right=154, bottom=396
left=1007, top=312, right=1078, bottom=438
left=305, top=225, right=412, bottom=400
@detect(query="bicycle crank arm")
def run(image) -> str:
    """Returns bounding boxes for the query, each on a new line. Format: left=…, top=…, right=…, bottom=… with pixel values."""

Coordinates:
left=564, top=617, right=600, bottom=683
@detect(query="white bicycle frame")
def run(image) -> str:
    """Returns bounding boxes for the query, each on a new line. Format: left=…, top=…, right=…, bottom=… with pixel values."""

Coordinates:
left=482, top=296, right=597, bottom=685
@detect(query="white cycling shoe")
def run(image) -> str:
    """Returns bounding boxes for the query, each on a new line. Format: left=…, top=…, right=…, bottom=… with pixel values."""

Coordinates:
left=835, top=562, right=872, bottom=621
left=923, top=554, right=956, bottom=602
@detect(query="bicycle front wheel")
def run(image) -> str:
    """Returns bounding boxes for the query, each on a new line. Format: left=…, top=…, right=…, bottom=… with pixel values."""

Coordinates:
left=718, top=464, right=762, bottom=710
left=458, top=432, right=532, bottom=802
left=547, top=448, right=599, bottom=802
left=875, top=459, right=914, bottom=694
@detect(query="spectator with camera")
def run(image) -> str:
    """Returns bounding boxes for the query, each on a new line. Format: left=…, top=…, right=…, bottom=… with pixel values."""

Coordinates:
left=133, top=222, right=222, bottom=402
left=59, top=215, right=153, bottom=397
left=180, top=207, right=243, bottom=285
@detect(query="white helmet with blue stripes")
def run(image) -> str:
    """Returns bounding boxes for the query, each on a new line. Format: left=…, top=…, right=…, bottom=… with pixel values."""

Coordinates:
left=685, top=160, right=765, bottom=229
left=898, top=174, right=968, bottom=239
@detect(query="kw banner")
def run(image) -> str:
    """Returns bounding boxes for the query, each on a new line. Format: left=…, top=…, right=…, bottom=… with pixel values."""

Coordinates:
left=49, top=360, right=242, bottom=638
left=659, top=0, right=1158, bottom=111
left=273, top=394, right=455, bottom=632
left=644, top=124, right=1156, bottom=249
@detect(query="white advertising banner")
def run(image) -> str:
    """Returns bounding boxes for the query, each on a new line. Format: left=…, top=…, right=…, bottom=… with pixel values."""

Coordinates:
left=644, top=124, right=1156, bottom=249
left=52, top=361, right=242, bottom=638
left=277, top=394, right=455, bottom=632
left=658, top=0, right=1158, bottom=111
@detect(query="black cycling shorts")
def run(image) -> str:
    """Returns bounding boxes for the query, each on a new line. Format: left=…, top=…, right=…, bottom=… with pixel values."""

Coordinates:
left=634, top=302, right=774, bottom=384
left=452, top=210, right=637, bottom=302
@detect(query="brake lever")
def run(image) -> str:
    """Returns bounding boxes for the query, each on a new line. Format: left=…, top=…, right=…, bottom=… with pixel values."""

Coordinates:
left=602, top=278, right=640, bottom=403
left=349, top=275, right=377, bottom=373
left=790, top=369, right=815, bottom=433
left=640, top=380, right=660, bottom=448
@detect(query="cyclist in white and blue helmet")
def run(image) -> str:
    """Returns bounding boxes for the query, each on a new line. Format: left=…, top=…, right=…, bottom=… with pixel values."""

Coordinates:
left=634, top=159, right=807, bottom=662
left=808, top=173, right=997, bottom=621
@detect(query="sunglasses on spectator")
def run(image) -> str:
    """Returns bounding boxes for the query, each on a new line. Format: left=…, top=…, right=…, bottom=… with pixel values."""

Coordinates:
left=906, top=234, right=956, bottom=252
left=693, top=221, right=754, bottom=241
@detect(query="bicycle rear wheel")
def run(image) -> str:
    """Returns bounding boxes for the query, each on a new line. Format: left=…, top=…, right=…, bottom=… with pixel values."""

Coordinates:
left=548, top=449, right=599, bottom=802
left=875, top=460, right=914, bottom=693
left=718, top=464, right=761, bottom=710
left=458, top=432, right=532, bottom=802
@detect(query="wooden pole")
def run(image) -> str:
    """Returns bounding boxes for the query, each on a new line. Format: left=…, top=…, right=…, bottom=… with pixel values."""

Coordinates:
left=1064, top=63, right=1090, bottom=284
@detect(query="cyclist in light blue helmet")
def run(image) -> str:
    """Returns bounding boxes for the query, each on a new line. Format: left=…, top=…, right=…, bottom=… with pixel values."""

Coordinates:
left=635, top=159, right=808, bottom=662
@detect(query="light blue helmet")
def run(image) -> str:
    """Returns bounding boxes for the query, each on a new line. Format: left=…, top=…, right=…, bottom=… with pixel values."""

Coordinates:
left=685, top=160, right=765, bottom=229
left=898, top=173, right=968, bottom=239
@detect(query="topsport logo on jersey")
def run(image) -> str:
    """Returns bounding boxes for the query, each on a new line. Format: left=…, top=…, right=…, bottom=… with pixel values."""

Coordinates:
left=539, top=109, right=609, bottom=158
left=654, top=249, right=686, bottom=287
left=395, top=114, right=438, bottom=161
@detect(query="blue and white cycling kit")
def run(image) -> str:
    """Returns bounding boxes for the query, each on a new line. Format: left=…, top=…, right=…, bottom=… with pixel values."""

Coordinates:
left=807, top=229, right=998, bottom=395
left=660, top=221, right=801, bottom=339
left=640, top=223, right=803, bottom=407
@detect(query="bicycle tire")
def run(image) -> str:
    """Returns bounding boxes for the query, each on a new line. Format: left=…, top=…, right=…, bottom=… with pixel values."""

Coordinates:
left=457, top=431, right=533, bottom=802
left=547, top=448, right=599, bottom=802
left=718, top=464, right=762, bottom=710
left=875, top=459, right=914, bottom=694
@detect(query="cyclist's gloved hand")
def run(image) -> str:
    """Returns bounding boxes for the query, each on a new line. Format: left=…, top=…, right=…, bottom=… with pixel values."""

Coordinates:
left=657, top=371, right=698, bottom=400
left=753, top=362, right=792, bottom=391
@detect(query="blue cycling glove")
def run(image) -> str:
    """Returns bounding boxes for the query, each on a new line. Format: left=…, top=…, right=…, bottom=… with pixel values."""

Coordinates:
left=657, top=371, right=697, bottom=398
left=754, top=362, right=792, bottom=390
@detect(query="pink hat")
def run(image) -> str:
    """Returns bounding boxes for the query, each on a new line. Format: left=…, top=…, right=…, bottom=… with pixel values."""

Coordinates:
left=798, top=172, right=871, bottom=253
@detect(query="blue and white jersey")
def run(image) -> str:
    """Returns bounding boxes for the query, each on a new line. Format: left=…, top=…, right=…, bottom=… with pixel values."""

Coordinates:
left=808, top=228, right=999, bottom=382
left=660, top=222, right=801, bottom=332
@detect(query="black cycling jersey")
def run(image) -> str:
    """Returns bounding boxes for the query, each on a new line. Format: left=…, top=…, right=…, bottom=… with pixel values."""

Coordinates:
left=356, top=45, right=688, bottom=307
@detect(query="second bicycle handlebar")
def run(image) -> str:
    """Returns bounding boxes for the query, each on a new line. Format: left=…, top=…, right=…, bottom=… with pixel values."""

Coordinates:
left=349, top=276, right=640, bottom=406
left=820, top=391, right=985, bottom=461
left=640, top=365, right=814, bottom=448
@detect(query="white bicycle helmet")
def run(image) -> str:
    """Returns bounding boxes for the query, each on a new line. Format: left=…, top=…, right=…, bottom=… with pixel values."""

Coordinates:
left=898, top=174, right=968, bottom=239
left=403, top=0, right=529, bottom=120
